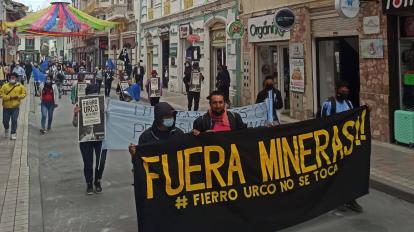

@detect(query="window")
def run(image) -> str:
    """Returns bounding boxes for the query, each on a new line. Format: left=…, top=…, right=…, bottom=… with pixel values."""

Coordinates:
left=183, top=0, right=193, bottom=10
left=25, top=39, right=35, bottom=50
left=399, top=16, right=414, bottom=110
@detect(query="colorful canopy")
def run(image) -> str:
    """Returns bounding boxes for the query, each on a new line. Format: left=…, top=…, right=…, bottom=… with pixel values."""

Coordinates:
left=2, top=1, right=118, bottom=37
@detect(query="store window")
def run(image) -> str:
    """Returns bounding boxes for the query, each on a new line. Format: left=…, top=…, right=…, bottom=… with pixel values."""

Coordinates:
left=400, top=16, right=414, bottom=110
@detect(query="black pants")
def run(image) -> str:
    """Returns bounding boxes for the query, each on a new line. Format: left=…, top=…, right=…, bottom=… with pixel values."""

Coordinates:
left=26, top=73, right=31, bottom=83
left=105, top=81, right=112, bottom=96
left=187, top=91, right=200, bottom=111
left=150, top=97, right=160, bottom=106
left=96, top=80, right=103, bottom=95
left=79, top=142, right=107, bottom=184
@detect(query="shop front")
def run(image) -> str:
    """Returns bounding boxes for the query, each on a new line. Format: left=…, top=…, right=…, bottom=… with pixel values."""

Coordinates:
left=247, top=14, right=291, bottom=112
left=383, top=0, right=414, bottom=142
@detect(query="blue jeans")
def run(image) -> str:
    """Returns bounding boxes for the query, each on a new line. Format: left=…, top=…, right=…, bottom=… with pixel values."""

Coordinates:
left=3, top=108, right=19, bottom=134
left=41, top=102, right=55, bottom=130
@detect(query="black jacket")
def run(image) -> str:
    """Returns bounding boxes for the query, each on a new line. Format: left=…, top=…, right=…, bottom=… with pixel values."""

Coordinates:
left=216, top=70, right=230, bottom=88
left=256, top=88, right=283, bottom=120
left=138, top=102, right=184, bottom=145
left=193, top=111, right=247, bottom=133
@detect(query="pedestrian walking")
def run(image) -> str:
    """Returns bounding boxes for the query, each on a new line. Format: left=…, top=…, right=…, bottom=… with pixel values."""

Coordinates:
left=12, top=63, right=26, bottom=85
left=73, top=91, right=107, bottom=195
left=182, top=60, right=192, bottom=94
left=0, top=73, right=27, bottom=140
left=128, top=102, right=184, bottom=232
left=255, top=76, right=283, bottom=125
left=104, top=66, right=114, bottom=97
left=133, top=60, right=145, bottom=90
left=192, top=90, right=246, bottom=135
left=39, top=74, right=59, bottom=134
left=95, top=67, right=103, bottom=95
left=55, top=65, right=65, bottom=98
left=24, top=62, right=32, bottom=84
left=216, top=64, right=231, bottom=105
left=146, top=70, right=162, bottom=106
left=70, top=74, right=85, bottom=105
left=187, top=62, right=204, bottom=111
left=321, top=80, right=363, bottom=213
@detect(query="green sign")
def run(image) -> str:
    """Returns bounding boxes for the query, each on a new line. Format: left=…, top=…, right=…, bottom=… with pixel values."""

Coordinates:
left=404, top=73, right=414, bottom=86
left=227, top=20, right=245, bottom=39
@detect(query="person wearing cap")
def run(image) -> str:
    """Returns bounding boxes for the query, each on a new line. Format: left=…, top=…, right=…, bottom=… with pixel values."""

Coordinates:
left=145, top=70, right=162, bottom=106
left=128, top=102, right=184, bottom=231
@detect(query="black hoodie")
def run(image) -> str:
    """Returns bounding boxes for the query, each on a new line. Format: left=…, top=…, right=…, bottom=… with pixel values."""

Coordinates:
left=138, top=102, right=184, bottom=145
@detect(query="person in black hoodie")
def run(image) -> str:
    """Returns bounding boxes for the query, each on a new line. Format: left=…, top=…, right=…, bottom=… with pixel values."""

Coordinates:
left=255, top=76, right=283, bottom=125
left=216, top=64, right=231, bottom=105
left=128, top=102, right=184, bottom=232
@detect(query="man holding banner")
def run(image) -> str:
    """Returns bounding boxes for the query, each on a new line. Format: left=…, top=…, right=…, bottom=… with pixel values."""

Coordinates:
left=129, top=102, right=184, bottom=231
left=321, top=80, right=363, bottom=213
left=193, top=91, right=246, bottom=135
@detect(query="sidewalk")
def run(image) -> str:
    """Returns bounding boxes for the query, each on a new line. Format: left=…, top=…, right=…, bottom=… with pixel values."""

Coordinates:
left=0, top=88, right=30, bottom=232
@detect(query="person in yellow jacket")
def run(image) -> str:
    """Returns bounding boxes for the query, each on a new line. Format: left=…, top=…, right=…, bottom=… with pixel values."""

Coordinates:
left=0, top=73, right=27, bottom=140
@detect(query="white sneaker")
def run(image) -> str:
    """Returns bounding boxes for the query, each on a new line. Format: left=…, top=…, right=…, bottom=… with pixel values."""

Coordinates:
left=4, top=129, right=9, bottom=138
left=10, top=134, right=17, bottom=140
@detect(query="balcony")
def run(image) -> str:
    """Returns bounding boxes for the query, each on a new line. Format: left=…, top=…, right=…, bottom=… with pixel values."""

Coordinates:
left=107, top=5, right=129, bottom=21
left=85, top=1, right=111, bottom=14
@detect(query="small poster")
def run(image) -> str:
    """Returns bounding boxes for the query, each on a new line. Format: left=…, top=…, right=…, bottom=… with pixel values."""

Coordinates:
left=290, top=59, right=305, bottom=93
left=77, top=83, right=87, bottom=97
left=149, top=77, right=161, bottom=97
left=361, top=39, right=384, bottom=59
left=290, top=43, right=304, bottom=59
left=189, top=71, right=202, bottom=92
left=78, top=95, right=105, bottom=142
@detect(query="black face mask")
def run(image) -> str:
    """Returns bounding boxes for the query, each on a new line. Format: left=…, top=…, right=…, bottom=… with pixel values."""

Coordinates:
left=265, top=84, right=273, bottom=90
left=337, top=93, right=349, bottom=101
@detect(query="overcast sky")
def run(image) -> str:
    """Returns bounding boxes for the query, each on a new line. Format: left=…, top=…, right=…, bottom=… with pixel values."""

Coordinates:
left=15, top=0, right=52, bottom=11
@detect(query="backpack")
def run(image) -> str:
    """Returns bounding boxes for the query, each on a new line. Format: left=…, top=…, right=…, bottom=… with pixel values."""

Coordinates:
left=42, top=88, right=54, bottom=103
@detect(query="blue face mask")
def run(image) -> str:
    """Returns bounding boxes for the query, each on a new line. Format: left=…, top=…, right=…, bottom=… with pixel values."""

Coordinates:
left=162, top=118, right=175, bottom=128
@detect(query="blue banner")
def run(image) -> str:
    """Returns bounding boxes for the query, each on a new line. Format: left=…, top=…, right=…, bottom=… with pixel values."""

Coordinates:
left=104, top=100, right=269, bottom=150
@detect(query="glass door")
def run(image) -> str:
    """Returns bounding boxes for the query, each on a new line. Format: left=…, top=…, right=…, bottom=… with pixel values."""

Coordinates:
left=280, top=46, right=290, bottom=112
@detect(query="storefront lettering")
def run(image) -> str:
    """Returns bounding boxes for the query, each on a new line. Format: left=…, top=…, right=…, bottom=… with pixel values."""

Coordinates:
left=250, top=20, right=285, bottom=39
left=386, top=0, right=414, bottom=9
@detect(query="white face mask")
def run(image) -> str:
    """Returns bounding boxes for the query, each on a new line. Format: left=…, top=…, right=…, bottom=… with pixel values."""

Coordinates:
left=9, top=79, right=17, bottom=84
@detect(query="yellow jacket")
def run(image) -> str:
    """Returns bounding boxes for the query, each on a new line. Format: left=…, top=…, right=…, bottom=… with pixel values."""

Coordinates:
left=0, top=82, right=27, bottom=109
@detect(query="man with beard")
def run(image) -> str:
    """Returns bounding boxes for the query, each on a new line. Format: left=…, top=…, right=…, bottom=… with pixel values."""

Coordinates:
left=192, top=91, right=246, bottom=135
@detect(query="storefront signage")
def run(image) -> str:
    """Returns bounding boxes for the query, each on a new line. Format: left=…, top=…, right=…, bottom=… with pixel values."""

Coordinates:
left=159, top=26, right=170, bottom=36
left=179, top=24, right=191, bottom=39
left=363, top=16, right=380, bottom=35
left=290, top=43, right=304, bottom=59
left=227, top=20, right=245, bottom=39
left=274, top=8, right=296, bottom=31
left=248, top=15, right=290, bottom=43
left=383, top=0, right=414, bottom=14
left=360, top=39, right=384, bottom=59
left=187, top=34, right=200, bottom=44
left=290, top=59, right=305, bottom=93
left=212, top=30, right=226, bottom=47
left=335, top=0, right=360, bottom=18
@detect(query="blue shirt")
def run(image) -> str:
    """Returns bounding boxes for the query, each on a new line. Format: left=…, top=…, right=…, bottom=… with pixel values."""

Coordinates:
left=321, top=99, right=353, bottom=116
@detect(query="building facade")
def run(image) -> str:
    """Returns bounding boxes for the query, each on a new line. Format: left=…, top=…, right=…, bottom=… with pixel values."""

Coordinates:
left=139, top=0, right=241, bottom=102
left=17, top=34, right=41, bottom=63
left=240, top=0, right=393, bottom=142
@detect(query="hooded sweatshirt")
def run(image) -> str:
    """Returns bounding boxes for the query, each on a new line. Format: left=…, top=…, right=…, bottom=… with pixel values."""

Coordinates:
left=138, top=102, right=184, bottom=145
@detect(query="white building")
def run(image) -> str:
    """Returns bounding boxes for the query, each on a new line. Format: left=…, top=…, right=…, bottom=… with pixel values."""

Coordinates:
left=139, top=0, right=241, bottom=103
left=17, top=35, right=41, bottom=63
